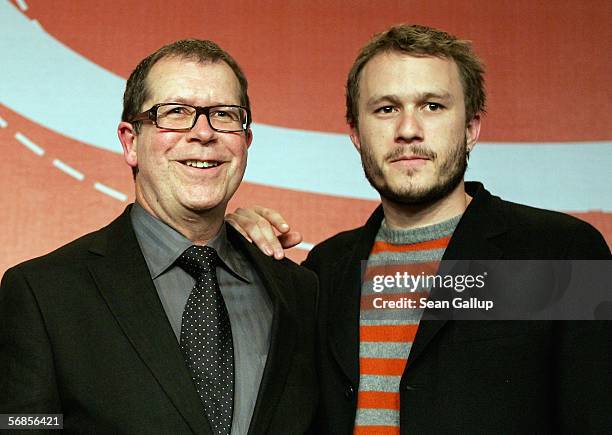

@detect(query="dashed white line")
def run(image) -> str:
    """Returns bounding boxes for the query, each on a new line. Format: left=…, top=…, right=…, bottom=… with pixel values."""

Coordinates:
left=0, top=116, right=7, bottom=128
left=15, top=0, right=28, bottom=12
left=13, top=127, right=129, bottom=202
left=296, top=241, right=314, bottom=251
left=53, top=159, right=85, bottom=181
left=94, top=182, right=128, bottom=202
left=15, top=132, right=45, bottom=156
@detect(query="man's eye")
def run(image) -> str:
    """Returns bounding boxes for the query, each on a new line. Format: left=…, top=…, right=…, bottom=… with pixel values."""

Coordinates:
left=211, top=109, right=239, bottom=121
left=375, top=106, right=396, bottom=114
left=160, top=106, right=192, bottom=117
left=426, top=103, right=444, bottom=111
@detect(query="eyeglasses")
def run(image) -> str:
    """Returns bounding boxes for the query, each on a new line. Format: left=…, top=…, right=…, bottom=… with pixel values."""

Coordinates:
left=130, top=103, right=251, bottom=132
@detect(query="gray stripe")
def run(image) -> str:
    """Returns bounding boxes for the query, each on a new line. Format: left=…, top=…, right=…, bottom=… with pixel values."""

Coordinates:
left=368, top=248, right=448, bottom=263
left=355, top=409, right=399, bottom=427
left=361, top=319, right=418, bottom=326
left=376, top=215, right=461, bottom=244
left=360, top=342, right=411, bottom=359
left=359, top=374, right=402, bottom=392
left=360, top=304, right=425, bottom=322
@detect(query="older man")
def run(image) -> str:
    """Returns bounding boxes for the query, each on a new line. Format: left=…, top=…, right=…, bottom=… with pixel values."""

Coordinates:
left=229, top=25, right=611, bottom=434
left=0, top=40, right=318, bottom=434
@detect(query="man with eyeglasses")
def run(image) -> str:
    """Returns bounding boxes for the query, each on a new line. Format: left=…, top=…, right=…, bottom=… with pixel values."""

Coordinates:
left=0, top=40, right=319, bottom=434
left=228, top=25, right=611, bottom=434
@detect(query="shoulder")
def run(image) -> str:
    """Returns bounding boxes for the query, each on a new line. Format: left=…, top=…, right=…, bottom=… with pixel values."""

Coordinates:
left=309, top=226, right=363, bottom=256
left=302, top=225, right=365, bottom=272
left=227, top=225, right=319, bottom=291
left=5, top=230, right=102, bottom=278
left=275, top=255, right=319, bottom=283
left=489, top=196, right=610, bottom=259
left=2, top=213, right=126, bottom=285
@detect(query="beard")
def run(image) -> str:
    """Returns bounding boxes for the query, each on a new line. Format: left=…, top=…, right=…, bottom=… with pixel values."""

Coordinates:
left=360, top=136, right=468, bottom=206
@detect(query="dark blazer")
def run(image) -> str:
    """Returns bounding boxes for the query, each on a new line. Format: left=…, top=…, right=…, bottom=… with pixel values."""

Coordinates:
left=304, top=182, right=611, bottom=434
left=0, top=207, right=319, bottom=434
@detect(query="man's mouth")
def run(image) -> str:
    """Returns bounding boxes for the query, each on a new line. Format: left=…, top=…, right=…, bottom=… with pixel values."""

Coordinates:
left=182, top=160, right=221, bottom=169
left=390, top=155, right=431, bottom=163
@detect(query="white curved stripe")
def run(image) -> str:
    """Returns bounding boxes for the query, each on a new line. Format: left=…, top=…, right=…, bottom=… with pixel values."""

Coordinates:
left=0, top=1, right=610, bottom=212
left=0, top=1, right=124, bottom=153
left=0, top=115, right=7, bottom=127
left=15, top=132, right=44, bottom=155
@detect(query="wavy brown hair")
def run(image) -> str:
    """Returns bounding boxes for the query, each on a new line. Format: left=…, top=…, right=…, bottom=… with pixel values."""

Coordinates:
left=346, top=24, right=485, bottom=128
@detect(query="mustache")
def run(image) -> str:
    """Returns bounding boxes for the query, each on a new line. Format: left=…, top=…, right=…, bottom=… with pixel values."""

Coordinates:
left=384, top=144, right=437, bottom=162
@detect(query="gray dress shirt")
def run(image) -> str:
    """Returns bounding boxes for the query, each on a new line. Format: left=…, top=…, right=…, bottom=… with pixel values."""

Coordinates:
left=131, top=204, right=273, bottom=435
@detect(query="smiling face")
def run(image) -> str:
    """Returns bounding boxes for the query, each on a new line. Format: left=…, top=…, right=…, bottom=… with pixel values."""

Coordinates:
left=351, top=52, right=480, bottom=206
left=118, top=57, right=251, bottom=229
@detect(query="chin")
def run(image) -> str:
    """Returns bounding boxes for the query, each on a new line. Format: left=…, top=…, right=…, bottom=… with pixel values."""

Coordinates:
left=178, top=195, right=222, bottom=212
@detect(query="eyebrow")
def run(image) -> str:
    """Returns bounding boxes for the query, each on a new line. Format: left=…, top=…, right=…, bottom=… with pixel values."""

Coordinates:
left=366, top=91, right=453, bottom=107
left=158, top=97, right=236, bottom=106
left=366, top=94, right=402, bottom=108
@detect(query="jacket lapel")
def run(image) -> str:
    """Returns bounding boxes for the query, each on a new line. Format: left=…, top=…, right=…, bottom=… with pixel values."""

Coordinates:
left=226, top=227, right=297, bottom=435
left=407, top=183, right=508, bottom=367
left=328, top=206, right=384, bottom=387
left=86, top=207, right=212, bottom=435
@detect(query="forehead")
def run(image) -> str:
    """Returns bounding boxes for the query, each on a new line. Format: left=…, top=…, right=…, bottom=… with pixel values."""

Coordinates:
left=358, top=52, right=464, bottom=102
left=144, top=57, right=241, bottom=106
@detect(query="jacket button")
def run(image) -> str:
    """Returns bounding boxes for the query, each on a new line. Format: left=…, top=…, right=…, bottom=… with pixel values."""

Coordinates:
left=344, top=385, right=355, bottom=399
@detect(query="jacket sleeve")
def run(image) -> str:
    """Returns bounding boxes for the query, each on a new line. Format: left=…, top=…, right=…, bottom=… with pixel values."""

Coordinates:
left=556, top=222, right=611, bottom=433
left=0, top=267, right=61, bottom=415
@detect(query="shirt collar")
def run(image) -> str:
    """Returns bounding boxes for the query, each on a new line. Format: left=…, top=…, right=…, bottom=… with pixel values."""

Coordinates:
left=130, top=203, right=250, bottom=283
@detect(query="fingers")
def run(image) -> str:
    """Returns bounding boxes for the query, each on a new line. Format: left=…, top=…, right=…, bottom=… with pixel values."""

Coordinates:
left=226, top=207, right=286, bottom=258
left=252, top=206, right=290, bottom=234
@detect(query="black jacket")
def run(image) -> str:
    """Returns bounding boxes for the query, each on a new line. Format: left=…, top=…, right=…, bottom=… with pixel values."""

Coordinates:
left=304, top=182, right=611, bottom=434
left=0, top=206, right=319, bottom=434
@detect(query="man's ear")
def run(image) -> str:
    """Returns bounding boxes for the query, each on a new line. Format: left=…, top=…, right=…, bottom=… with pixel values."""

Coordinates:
left=349, top=124, right=362, bottom=153
left=118, top=122, right=138, bottom=169
left=466, top=114, right=481, bottom=153
left=245, top=128, right=253, bottom=148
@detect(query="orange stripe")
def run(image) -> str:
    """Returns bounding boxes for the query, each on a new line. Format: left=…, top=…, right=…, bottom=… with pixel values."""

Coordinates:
left=354, top=425, right=400, bottom=435
left=360, top=324, right=418, bottom=342
left=357, top=391, right=400, bottom=410
left=360, top=357, right=407, bottom=376
left=371, top=237, right=451, bottom=254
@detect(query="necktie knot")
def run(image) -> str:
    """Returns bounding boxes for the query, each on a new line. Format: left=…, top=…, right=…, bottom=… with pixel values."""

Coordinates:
left=177, top=245, right=218, bottom=278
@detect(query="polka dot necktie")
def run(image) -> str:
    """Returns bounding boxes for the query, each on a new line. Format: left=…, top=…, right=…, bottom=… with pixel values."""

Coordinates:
left=177, top=245, right=234, bottom=435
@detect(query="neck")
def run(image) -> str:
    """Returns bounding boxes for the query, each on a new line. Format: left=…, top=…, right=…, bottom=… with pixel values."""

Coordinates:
left=135, top=199, right=224, bottom=246
left=170, top=210, right=225, bottom=246
left=381, top=181, right=471, bottom=230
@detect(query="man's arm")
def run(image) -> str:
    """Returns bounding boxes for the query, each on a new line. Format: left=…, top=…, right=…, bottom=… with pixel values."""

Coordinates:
left=555, top=222, right=611, bottom=432
left=226, top=206, right=302, bottom=259
left=0, top=267, right=61, bottom=414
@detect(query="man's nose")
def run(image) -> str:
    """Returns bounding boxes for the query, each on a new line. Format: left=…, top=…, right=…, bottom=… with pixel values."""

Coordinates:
left=395, top=110, right=424, bottom=143
left=187, top=112, right=216, bottom=143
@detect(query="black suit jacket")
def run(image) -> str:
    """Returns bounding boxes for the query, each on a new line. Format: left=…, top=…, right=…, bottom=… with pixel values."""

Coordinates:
left=0, top=207, right=319, bottom=434
left=304, top=182, right=611, bottom=434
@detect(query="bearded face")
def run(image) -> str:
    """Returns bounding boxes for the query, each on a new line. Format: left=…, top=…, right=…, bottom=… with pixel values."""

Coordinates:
left=350, top=52, right=480, bottom=208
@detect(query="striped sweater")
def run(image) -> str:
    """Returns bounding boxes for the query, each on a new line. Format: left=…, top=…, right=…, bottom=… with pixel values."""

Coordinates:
left=354, top=215, right=461, bottom=434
